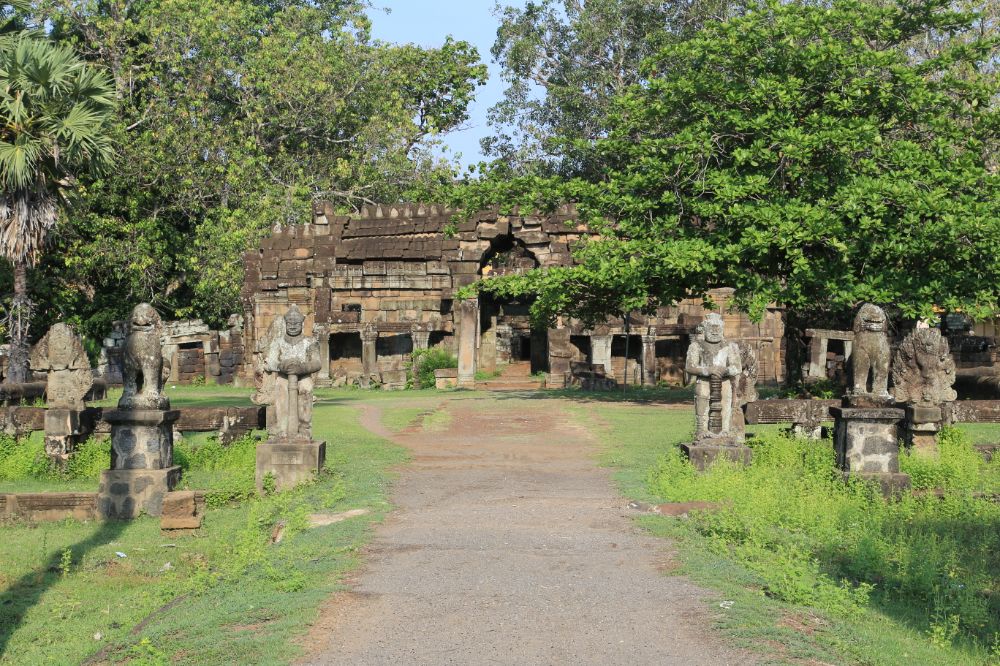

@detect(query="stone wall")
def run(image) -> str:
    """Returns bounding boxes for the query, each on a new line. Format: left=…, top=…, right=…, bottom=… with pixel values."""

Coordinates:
left=241, top=203, right=788, bottom=388
left=99, top=318, right=245, bottom=386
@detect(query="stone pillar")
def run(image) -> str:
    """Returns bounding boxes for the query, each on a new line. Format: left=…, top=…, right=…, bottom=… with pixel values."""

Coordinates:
left=591, top=334, right=612, bottom=376
left=98, top=409, right=181, bottom=518
left=411, top=327, right=431, bottom=384
left=316, top=324, right=331, bottom=381
left=495, top=324, right=512, bottom=365
left=456, top=299, right=478, bottom=388
left=831, top=406, right=909, bottom=494
left=641, top=329, right=657, bottom=387
left=904, top=404, right=945, bottom=453
left=412, top=329, right=431, bottom=351
left=547, top=328, right=572, bottom=386
left=479, top=327, right=497, bottom=376
left=361, top=325, right=379, bottom=388
left=807, top=336, right=829, bottom=380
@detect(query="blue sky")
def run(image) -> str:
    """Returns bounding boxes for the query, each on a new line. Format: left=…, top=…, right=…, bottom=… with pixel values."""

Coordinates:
left=367, top=1, right=527, bottom=169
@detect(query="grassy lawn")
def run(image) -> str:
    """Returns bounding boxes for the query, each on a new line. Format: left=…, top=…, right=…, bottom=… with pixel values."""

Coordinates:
left=573, top=400, right=1000, bottom=666
left=0, top=389, right=407, bottom=665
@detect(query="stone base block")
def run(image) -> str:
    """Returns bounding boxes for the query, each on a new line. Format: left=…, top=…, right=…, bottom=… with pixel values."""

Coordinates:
left=98, top=466, right=182, bottom=519
left=256, top=438, right=326, bottom=493
left=832, top=407, right=904, bottom=474
left=843, top=471, right=911, bottom=497
left=1, top=492, right=98, bottom=522
left=681, top=443, right=752, bottom=471
left=160, top=490, right=206, bottom=530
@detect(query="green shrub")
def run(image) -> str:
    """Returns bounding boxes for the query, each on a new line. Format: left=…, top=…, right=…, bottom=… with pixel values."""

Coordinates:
left=64, top=436, right=110, bottom=480
left=647, top=430, right=1000, bottom=645
left=410, top=348, right=457, bottom=389
left=0, top=434, right=54, bottom=481
left=175, top=434, right=259, bottom=507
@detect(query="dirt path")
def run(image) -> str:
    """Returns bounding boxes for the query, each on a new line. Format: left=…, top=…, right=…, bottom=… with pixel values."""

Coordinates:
left=301, top=395, right=753, bottom=665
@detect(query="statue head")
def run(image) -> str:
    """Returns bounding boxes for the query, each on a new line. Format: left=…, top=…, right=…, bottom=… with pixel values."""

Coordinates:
left=854, top=303, right=887, bottom=334
left=703, top=313, right=724, bottom=344
left=914, top=328, right=942, bottom=354
left=129, top=303, right=161, bottom=332
left=284, top=305, right=304, bottom=338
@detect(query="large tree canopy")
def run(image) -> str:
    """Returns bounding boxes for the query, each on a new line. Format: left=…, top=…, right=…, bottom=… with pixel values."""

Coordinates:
left=455, top=0, right=1000, bottom=328
left=21, top=0, right=486, bottom=338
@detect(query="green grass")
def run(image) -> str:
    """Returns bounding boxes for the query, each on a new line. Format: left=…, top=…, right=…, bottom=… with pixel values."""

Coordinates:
left=581, top=403, right=1000, bottom=666
left=92, top=384, right=255, bottom=409
left=0, top=399, right=407, bottom=665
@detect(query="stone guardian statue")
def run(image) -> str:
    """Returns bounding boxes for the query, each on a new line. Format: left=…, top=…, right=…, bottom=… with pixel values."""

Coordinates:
left=685, top=313, right=743, bottom=442
left=263, top=305, right=321, bottom=438
left=120, top=303, right=169, bottom=410
left=892, top=328, right=956, bottom=406
left=849, top=303, right=892, bottom=400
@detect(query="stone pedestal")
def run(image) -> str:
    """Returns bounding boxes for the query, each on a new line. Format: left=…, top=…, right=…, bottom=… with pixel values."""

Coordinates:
left=832, top=406, right=909, bottom=492
left=104, top=409, right=180, bottom=470
left=681, top=437, right=753, bottom=471
left=98, top=409, right=181, bottom=519
left=43, top=408, right=84, bottom=466
left=904, top=405, right=943, bottom=453
left=256, top=437, right=326, bottom=493
left=98, top=466, right=182, bottom=519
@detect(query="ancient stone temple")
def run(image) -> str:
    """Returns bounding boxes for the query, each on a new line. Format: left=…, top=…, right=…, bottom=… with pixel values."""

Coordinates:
left=832, top=304, right=909, bottom=493
left=241, top=203, right=786, bottom=389
left=254, top=305, right=326, bottom=492
left=680, top=314, right=758, bottom=469
left=98, top=304, right=181, bottom=518
left=892, top=327, right=957, bottom=450
left=30, top=323, right=94, bottom=465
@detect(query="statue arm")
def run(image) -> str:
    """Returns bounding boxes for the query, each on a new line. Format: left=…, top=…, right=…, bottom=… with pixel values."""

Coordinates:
left=685, top=344, right=705, bottom=376
left=727, top=346, right=742, bottom=377
left=303, top=340, right=322, bottom=374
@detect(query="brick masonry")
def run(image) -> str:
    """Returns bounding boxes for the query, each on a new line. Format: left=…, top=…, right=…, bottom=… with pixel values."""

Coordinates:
left=241, top=203, right=788, bottom=388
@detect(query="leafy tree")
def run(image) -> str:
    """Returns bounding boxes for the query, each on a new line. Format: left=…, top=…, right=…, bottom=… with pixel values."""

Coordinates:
left=457, top=0, right=1000, bottom=332
left=0, top=34, right=114, bottom=382
left=485, top=0, right=746, bottom=176
left=23, top=0, right=486, bottom=336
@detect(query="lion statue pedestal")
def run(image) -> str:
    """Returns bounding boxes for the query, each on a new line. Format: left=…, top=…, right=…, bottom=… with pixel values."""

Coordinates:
left=98, top=304, right=182, bottom=519
left=831, top=304, right=909, bottom=495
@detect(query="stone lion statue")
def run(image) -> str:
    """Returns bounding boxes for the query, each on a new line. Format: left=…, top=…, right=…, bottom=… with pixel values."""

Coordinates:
left=892, top=328, right=956, bottom=406
left=119, top=303, right=169, bottom=410
left=850, top=303, right=892, bottom=399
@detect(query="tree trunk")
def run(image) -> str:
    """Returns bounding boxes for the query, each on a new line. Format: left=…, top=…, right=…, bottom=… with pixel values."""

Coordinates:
left=6, top=259, right=31, bottom=384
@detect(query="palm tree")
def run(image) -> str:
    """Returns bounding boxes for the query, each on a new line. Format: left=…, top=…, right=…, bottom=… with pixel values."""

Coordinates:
left=0, top=35, right=115, bottom=383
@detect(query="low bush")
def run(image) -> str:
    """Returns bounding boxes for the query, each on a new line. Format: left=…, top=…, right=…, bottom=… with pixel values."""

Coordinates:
left=647, top=429, right=1000, bottom=648
left=410, top=348, right=457, bottom=389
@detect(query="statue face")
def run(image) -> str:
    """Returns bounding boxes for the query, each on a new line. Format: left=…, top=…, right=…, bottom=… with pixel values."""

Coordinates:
left=130, top=303, right=160, bottom=332
left=704, top=321, right=724, bottom=343
left=285, top=317, right=303, bottom=337
left=855, top=304, right=887, bottom=333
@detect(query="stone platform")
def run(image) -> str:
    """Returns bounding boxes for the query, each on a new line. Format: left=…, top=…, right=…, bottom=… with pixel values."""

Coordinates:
left=98, top=466, right=182, bottom=518
left=681, top=441, right=752, bottom=471
left=832, top=405, right=909, bottom=495
left=256, top=437, right=326, bottom=493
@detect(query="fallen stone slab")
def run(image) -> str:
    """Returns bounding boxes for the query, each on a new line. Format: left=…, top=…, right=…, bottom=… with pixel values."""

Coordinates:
left=307, top=508, right=370, bottom=527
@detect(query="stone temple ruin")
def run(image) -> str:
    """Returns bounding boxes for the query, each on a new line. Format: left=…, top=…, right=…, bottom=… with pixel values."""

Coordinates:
left=240, top=203, right=787, bottom=389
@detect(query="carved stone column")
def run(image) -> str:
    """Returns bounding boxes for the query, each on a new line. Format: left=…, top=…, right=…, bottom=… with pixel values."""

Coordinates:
left=457, top=299, right=479, bottom=388
left=590, top=334, right=612, bottom=376
left=412, top=327, right=430, bottom=350
left=316, top=323, right=331, bottom=381
left=641, top=329, right=657, bottom=387
left=361, top=324, right=379, bottom=388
